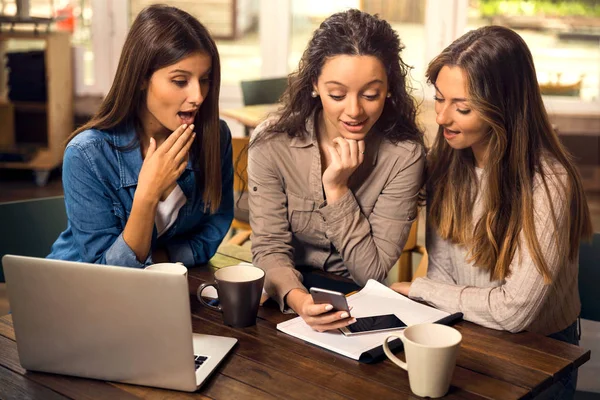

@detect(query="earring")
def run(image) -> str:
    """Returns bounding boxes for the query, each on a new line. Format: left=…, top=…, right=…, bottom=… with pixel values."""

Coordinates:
left=386, top=93, right=391, bottom=98
left=311, top=90, right=318, bottom=98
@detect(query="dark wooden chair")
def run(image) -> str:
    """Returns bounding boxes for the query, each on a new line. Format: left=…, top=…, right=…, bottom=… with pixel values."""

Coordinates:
left=0, top=196, right=67, bottom=316
left=228, top=137, right=251, bottom=245
left=0, top=196, right=67, bottom=282
left=240, top=77, right=287, bottom=136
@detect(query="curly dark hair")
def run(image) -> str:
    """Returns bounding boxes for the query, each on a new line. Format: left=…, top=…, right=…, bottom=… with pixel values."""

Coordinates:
left=263, top=8, right=423, bottom=146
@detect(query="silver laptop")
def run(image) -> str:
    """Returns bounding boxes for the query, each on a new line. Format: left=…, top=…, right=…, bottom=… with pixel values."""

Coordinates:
left=2, top=255, right=237, bottom=392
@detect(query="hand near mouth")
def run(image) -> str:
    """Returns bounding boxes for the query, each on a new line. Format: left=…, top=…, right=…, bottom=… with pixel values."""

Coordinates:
left=322, top=137, right=365, bottom=203
left=137, top=123, right=196, bottom=204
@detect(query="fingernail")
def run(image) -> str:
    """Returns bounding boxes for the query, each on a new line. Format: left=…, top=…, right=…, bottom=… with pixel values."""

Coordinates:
left=325, top=305, right=333, bottom=311
left=182, top=124, right=187, bottom=129
left=189, top=124, right=195, bottom=130
left=340, top=312, right=349, bottom=319
left=349, top=318, right=357, bottom=324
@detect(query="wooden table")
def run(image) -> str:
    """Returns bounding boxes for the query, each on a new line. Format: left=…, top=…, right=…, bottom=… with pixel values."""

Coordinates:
left=0, top=244, right=590, bottom=399
left=220, top=104, right=280, bottom=129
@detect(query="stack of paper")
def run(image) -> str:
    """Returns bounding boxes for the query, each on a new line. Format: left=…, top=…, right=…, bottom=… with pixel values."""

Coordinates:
left=276, top=280, right=450, bottom=361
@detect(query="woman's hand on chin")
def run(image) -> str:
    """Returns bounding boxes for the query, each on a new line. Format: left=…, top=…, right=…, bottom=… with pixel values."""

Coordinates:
left=322, top=137, right=365, bottom=203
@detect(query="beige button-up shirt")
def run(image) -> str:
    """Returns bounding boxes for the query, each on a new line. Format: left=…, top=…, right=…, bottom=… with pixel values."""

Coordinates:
left=248, top=117, right=425, bottom=309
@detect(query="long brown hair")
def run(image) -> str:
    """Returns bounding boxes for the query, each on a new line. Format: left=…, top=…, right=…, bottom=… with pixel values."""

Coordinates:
left=426, top=26, right=592, bottom=283
left=68, top=4, right=223, bottom=212
left=257, top=9, right=423, bottom=147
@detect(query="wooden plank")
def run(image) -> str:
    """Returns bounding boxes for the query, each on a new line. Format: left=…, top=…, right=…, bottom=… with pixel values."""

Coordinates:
left=456, top=343, right=551, bottom=393
left=452, top=367, right=531, bottom=400
left=459, top=322, right=590, bottom=368
left=112, top=383, right=213, bottom=400
left=191, top=315, right=411, bottom=399
left=0, top=334, right=141, bottom=400
left=0, top=316, right=272, bottom=400
left=455, top=324, right=572, bottom=376
left=0, top=314, right=16, bottom=340
left=45, top=32, right=73, bottom=156
left=0, top=364, right=69, bottom=400
left=202, top=373, right=278, bottom=399
left=220, top=356, right=348, bottom=400
left=0, top=101, right=15, bottom=147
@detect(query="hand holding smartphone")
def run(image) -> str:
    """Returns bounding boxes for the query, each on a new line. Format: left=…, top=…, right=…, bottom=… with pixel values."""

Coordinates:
left=309, top=287, right=350, bottom=313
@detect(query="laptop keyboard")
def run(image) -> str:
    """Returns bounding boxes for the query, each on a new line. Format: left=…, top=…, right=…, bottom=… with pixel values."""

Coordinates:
left=194, top=354, right=209, bottom=370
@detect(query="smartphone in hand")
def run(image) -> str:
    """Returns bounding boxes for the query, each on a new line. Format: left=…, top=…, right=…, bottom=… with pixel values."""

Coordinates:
left=309, top=287, right=350, bottom=313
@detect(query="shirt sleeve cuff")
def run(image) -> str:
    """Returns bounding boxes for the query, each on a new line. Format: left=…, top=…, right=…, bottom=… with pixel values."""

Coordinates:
left=264, top=266, right=306, bottom=312
left=409, top=277, right=464, bottom=314
left=317, top=190, right=359, bottom=224
left=167, top=240, right=195, bottom=267
left=105, top=233, right=152, bottom=268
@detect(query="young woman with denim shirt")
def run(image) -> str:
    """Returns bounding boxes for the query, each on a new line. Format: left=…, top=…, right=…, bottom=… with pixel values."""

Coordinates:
left=48, top=5, right=233, bottom=268
left=248, top=10, right=425, bottom=331
left=390, top=26, right=592, bottom=400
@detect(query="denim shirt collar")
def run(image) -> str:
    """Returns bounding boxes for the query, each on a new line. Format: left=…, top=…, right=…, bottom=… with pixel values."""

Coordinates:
left=111, top=124, right=197, bottom=189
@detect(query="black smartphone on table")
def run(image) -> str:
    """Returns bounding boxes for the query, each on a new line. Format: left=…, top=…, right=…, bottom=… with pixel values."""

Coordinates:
left=339, top=314, right=406, bottom=336
left=309, top=287, right=350, bottom=313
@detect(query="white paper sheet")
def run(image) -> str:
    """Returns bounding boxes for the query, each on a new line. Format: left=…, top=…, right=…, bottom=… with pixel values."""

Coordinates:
left=276, top=279, right=450, bottom=360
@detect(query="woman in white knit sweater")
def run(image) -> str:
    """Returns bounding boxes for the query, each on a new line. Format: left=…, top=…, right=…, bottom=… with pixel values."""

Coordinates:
left=391, top=26, right=592, bottom=399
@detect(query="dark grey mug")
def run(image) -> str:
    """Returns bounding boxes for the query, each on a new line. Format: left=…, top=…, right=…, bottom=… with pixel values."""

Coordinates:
left=197, top=264, right=265, bottom=328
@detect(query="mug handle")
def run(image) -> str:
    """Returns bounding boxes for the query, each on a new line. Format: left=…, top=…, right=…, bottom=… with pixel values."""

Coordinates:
left=383, top=334, right=408, bottom=371
left=197, top=282, right=221, bottom=311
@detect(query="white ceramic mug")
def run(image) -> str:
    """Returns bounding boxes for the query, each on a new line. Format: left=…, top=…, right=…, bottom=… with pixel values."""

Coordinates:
left=144, top=262, right=188, bottom=277
left=383, top=323, right=462, bottom=398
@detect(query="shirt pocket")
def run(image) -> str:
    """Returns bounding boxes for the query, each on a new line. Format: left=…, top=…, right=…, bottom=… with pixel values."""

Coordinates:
left=112, top=203, right=130, bottom=230
left=287, top=193, right=315, bottom=234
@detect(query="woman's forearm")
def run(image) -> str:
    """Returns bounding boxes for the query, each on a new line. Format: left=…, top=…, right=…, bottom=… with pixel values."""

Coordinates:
left=123, top=193, right=159, bottom=263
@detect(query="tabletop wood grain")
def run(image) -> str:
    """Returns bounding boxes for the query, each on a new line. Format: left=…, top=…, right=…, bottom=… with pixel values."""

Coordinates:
left=0, top=244, right=590, bottom=399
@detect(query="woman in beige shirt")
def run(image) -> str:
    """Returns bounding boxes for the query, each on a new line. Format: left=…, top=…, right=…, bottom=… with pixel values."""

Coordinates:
left=248, top=9, right=425, bottom=331
left=391, top=26, right=592, bottom=399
